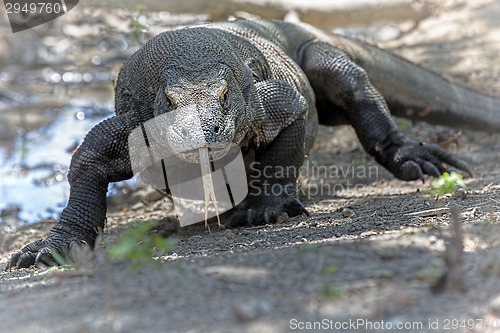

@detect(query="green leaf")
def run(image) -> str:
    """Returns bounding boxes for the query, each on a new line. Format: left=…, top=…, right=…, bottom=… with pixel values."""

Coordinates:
left=431, top=172, right=466, bottom=196
left=107, top=219, right=176, bottom=269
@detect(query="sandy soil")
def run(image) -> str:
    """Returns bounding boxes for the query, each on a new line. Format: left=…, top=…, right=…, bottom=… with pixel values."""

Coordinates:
left=1, top=1, right=500, bottom=332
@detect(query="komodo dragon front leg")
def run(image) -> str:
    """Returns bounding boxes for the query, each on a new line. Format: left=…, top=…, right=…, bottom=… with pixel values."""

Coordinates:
left=300, top=41, right=472, bottom=179
left=7, top=115, right=137, bottom=269
left=228, top=79, right=312, bottom=227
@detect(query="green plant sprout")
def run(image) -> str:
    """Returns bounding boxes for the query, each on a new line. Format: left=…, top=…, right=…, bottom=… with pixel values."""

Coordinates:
left=107, top=220, right=176, bottom=269
left=49, top=249, right=70, bottom=267
left=431, top=172, right=466, bottom=196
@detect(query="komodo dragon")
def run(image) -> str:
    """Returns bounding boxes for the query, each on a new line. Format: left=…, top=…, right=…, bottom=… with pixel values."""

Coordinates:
left=7, top=19, right=500, bottom=269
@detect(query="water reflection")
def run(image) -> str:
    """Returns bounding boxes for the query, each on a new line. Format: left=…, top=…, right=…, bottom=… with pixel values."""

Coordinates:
left=0, top=103, right=112, bottom=225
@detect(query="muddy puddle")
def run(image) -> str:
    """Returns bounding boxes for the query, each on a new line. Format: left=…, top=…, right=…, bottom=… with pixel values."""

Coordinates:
left=0, top=24, right=131, bottom=227
left=0, top=101, right=113, bottom=226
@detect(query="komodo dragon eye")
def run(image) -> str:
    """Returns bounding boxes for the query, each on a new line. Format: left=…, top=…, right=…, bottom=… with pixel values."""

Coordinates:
left=164, top=89, right=177, bottom=110
left=219, top=86, right=229, bottom=109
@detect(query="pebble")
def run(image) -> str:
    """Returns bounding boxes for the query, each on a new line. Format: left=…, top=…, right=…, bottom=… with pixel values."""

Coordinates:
left=374, top=246, right=404, bottom=260
left=490, top=294, right=500, bottom=316
left=234, top=300, right=271, bottom=323
left=340, top=207, right=356, bottom=218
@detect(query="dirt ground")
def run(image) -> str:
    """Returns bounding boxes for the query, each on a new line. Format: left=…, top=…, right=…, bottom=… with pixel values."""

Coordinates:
left=1, top=1, right=500, bottom=332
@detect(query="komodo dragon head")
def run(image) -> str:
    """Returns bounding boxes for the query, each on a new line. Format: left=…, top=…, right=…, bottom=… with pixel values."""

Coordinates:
left=138, top=28, right=268, bottom=226
left=152, top=62, right=259, bottom=165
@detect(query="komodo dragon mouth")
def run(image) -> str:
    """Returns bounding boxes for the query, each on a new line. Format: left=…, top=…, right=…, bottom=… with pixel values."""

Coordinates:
left=172, top=144, right=232, bottom=229
left=175, top=144, right=230, bottom=164
left=173, top=146, right=224, bottom=229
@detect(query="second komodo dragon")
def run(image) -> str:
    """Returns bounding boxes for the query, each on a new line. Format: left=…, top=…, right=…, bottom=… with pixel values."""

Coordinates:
left=7, top=19, right=500, bottom=269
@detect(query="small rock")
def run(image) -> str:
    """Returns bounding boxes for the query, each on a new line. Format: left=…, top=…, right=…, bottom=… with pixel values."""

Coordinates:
left=374, top=246, right=404, bottom=260
left=154, top=216, right=180, bottom=237
left=131, top=202, right=144, bottom=210
left=234, top=301, right=267, bottom=323
left=428, top=235, right=439, bottom=245
left=489, top=294, right=500, bottom=316
left=340, top=207, right=356, bottom=218
left=371, top=219, right=384, bottom=226
left=452, top=187, right=467, bottom=200
left=373, top=25, right=400, bottom=41
left=469, top=207, right=482, bottom=219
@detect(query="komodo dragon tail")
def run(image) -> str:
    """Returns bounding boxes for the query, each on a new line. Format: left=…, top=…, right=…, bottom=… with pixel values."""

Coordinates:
left=335, top=36, right=500, bottom=132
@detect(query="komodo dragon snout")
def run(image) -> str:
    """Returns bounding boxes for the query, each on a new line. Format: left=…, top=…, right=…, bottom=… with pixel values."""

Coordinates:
left=153, top=77, right=246, bottom=164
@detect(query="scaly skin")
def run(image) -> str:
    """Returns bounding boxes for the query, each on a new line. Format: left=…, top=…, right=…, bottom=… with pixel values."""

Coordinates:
left=8, top=19, right=496, bottom=269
